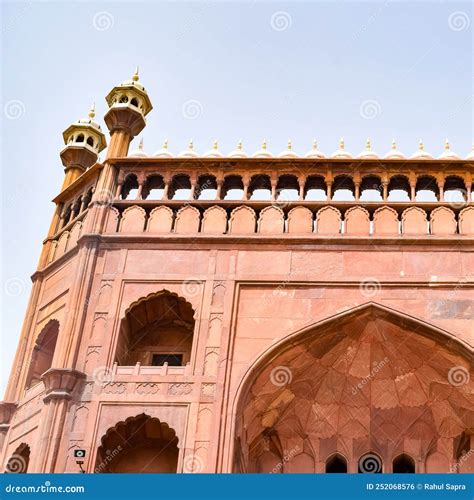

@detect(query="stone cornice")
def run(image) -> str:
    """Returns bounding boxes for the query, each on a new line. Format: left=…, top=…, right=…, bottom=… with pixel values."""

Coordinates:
left=41, top=369, right=86, bottom=402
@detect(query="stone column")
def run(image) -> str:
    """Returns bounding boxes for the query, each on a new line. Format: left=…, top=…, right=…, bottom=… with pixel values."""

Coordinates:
left=0, top=402, right=17, bottom=456
left=216, top=179, right=223, bottom=200
left=34, top=369, right=85, bottom=472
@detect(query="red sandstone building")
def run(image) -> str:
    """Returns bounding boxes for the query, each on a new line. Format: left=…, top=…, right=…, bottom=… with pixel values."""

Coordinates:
left=1, top=71, right=473, bottom=474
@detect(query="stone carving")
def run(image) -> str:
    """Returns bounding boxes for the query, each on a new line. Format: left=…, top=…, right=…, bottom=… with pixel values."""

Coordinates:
left=119, top=205, right=146, bottom=233
left=147, top=206, right=173, bottom=233
left=168, top=383, right=193, bottom=396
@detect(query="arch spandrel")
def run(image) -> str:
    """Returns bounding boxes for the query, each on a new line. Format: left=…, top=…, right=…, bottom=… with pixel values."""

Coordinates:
left=232, top=303, right=473, bottom=472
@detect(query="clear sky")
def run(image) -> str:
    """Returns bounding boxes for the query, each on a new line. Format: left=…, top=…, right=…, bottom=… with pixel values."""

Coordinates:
left=1, top=0, right=472, bottom=395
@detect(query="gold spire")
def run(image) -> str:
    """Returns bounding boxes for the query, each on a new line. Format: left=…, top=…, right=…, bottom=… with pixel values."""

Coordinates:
left=213, top=140, right=218, bottom=150
left=444, top=139, right=450, bottom=151
left=419, top=139, right=424, bottom=151
left=88, top=102, right=96, bottom=120
left=237, top=139, right=243, bottom=150
left=132, top=66, right=139, bottom=82
left=391, top=139, right=397, bottom=150
left=365, top=138, right=372, bottom=150
left=163, top=138, right=169, bottom=149
left=287, top=139, right=292, bottom=150
left=262, top=139, right=267, bottom=150
left=339, top=138, right=345, bottom=150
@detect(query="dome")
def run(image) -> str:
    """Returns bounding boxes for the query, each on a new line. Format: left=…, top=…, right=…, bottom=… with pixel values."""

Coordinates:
left=438, top=140, right=460, bottom=160
left=120, top=67, right=145, bottom=92
left=305, top=140, right=325, bottom=159
left=384, top=140, right=406, bottom=159
left=153, top=139, right=173, bottom=158
left=178, top=140, right=199, bottom=158
left=357, top=139, right=379, bottom=159
left=228, top=140, right=248, bottom=158
left=203, top=140, right=223, bottom=158
left=76, top=104, right=102, bottom=132
left=466, top=145, right=474, bottom=160
left=253, top=140, right=273, bottom=158
left=278, top=140, right=298, bottom=158
left=331, top=138, right=352, bottom=159
left=410, top=141, right=433, bottom=159
left=129, top=138, right=148, bottom=157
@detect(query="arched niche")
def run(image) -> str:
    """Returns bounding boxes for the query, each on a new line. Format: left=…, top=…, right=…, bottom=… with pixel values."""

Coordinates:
left=115, top=291, right=195, bottom=367
left=95, top=414, right=178, bottom=473
left=325, top=453, right=348, bottom=473
left=5, top=443, right=30, bottom=473
left=25, top=319, right=59, bottom=388
left=392, top=453, right=415, bottom=473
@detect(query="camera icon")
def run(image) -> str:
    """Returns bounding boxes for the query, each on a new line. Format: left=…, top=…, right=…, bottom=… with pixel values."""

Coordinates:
left=74, top=449, right=86, bottom=459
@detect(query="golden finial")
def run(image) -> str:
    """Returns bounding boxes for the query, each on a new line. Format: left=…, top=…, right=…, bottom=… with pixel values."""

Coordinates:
left=188, top=139, right=194, bottom=150
left=88, top=102, right=96, bottom=120
left=444, top=139, right=450, bottom=150
left=237, top=139, right=243, bottom=150
left=419, top=139, right=424, bottom=151
left=391, top=139, right=397, bottom=150
left=287, top=139, right=292, bottom=150
left=312, top=139, right=318, bottom=150
left=132, top=66, right=139, bottom=82
left=138, top=137, right=144, bottom=150
left=262, top=139, right=267, bottom=150
left=163, top=138, right=169, bottom=149
left=213, top=140, right=218, bottom=150
left=339, top=138, right=345, bottom=150
left=366, top=138, right=372, bottom=150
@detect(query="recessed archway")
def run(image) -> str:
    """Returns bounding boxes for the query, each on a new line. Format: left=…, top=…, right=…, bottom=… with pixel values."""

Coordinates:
left=233, top=303, right=473, bottom=473
left=95, top=414, right=179, bottom=473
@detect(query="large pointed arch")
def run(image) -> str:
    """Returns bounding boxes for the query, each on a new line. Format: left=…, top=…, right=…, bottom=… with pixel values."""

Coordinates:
left=231, top=302, right=473, bottom=473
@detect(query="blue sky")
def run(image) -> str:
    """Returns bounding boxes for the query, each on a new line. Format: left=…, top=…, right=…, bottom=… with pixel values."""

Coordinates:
left=1, top=0, right=472, bottom=395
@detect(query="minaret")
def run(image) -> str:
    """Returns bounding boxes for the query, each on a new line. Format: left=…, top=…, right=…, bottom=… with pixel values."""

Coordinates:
left=104, top=67, right=153, bottom=158
left=59, top=104, right=106, bottom=190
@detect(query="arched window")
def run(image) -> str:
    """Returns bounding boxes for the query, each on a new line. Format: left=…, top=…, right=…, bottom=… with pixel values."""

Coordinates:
left=325, top=453, right=348, bottom=473
left=169, top=174, right=191, bottom=200
left=25, top=320, right=59, bottom=388
left=304, top=175, right=326, bottom=201
left=249, top=174, right=272, bottom=200
left=115, top=291, right=195, bottom=367
left=393, top=454, right=415, bottom=473
left=121, top=174, right=139, bottom=200
left=360, top=175, right=382, bottom=202
left=130, top=97, right=139, bottom=107
left=5, top=443, right=30, bottom=473
left=276, top=175, right=299, bottom=202
left=222, top=175, right=244, bottom=200
left=415, top=176, right=439, bottom=202
left=444, top=176, right=466, bottom=205
left=95, top=414, right=178, bottom=473
left=332, top=175, right=355, bottom=201
left=388, top=175, right=410, bottom=202
left=142, top=175, right=164, bottom=200
left=75, top=134, right=84, bottom=143
left=119, top=95, right=129, bottom=104
left=196, top=175, right=217, bottom=200
left=358, top=452, right=383, bottom=473
left=86, top=136, right=94, bottom=147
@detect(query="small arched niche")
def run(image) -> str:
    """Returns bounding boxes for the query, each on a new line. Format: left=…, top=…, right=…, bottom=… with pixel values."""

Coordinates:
left=25, top=320, right=59, bottom=388
left=325, top=453, right=348, bottom=473
left=392, top=454, right=415, bottom=473
left=115, top=291, right=195, bottom=367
